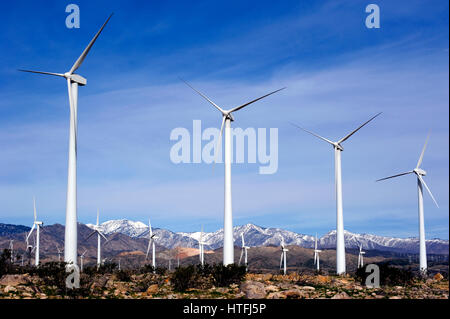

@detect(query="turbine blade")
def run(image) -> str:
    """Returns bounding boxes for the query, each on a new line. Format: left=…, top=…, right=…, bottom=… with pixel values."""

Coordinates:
left=416, top=133, right=431, bottom=169
left=69, top=13, right=113, bottom=74
left=85, top=230, right=97, bottom=240
left=241, top=233, right=245, bottom=247
left=417, top=175, right=439, bottom=208
left=97, top=208, right=99, bottom=226
left=290, top=122, right=335, bottom=146
left=33, top=197, right=37, bottom=221
left=376, top=171, right=414, bottom=182
left=99, top=232, right=108, bottom=241
left=26, top=225, right=35, bottom=242
left=102, top=237, right=111, bottom=246
left=338, top=112, right=382, bottom=144
left=280, top=252, right=283, bottom=269
left=18, top=69, right=65, bottom=78
left=239, top=249, right=244, bottom=265
left=145, top=240, right=151, bottom=259
left=214, top=115, right=226, bottom=165
left=149, top=218, right=153, bottom=237
left=180, top=78, right=225, bottom=114
left=227, top=87, right=286, bottom=113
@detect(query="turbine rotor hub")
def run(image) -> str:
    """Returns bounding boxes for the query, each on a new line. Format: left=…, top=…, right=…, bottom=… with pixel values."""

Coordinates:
left=65, top=73, right=87, bottom=86
left=414, top=168, right=427, bottom=176
left=334, top=143, right=344, bottom=151
left=223, top=111, right=234, bottom=122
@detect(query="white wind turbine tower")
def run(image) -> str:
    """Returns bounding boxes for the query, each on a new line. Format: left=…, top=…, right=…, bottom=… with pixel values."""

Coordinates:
left=19, top=14, right=113, bottom=266
left=145, top=218, right=159, bottom=271
left=56, top=244, right=63, bottom=262
left=26, top=197, right=43, bottom=267
left=239, top=233, right=250, bottom=271
left=86, top=209, right=107, bottom=269
left=357, top=244, right=365, bottom=268
left=80, top=249, right=87, bottom=272
left=280, top=237, right=289, bottom=275
left=183, top=80, right=285, bottom=265
left=313, top=234, right=321, bottom=272
left=292, top=112, right=381, bottom=274
left=377, top=133, right=439, bottom=274
left=9, top=240, right=14, bottom=263
left=197, top=225, right=207, bottom=266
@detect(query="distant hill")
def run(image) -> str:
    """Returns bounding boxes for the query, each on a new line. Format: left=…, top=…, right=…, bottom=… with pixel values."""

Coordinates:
left=0, top=223, right=30, bottom=237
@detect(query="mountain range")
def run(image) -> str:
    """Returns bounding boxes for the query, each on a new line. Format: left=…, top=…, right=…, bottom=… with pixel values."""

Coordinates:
left=85, top=219, right=449, bottom=254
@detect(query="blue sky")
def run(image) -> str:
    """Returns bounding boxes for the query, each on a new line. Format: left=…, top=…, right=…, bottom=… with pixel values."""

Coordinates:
left=0, top=0, right=448, bottom=239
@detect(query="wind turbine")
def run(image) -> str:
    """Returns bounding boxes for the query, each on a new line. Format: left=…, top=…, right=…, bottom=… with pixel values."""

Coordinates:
left=280, top=237, right=289, bottom=275
left=86, top=209, right=107, bottom=269
left=292, top=112, right=381, bottom=274
left=313, top=234, right=321, bottom=272
left=9, top=240, right=14, bottom=263
left=182, top=80, right=285, bottom=265
left=80, top=249, right=87, bottom=272
left=239, top=233, right=250, bottom=271
left=56, top=244, right=63, bottom=262
left=357, top=244, right=365, bottom=268
left=197, top=225, right=207, bottom=266
left=26, top=197, right=43, bottom=267
left=145, top=218, right=158, bottom=271
left=19, top=14, right=113, bottom=266
left=376, top=133, right=439, bottom=274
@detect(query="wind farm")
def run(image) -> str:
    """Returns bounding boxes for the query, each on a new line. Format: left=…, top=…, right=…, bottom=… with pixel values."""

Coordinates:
left=0, top=0, right=448, bottom=302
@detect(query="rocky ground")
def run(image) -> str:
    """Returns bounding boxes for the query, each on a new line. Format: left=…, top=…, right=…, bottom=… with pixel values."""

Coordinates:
left=0, top=272, right=448, bottom=299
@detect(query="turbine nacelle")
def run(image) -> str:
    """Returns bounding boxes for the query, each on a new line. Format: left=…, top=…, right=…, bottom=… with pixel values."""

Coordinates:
left=224, top=112, right=235, bottom=122
left=414, top=168, right=427, bottom=176
left=334, top=143, right=344, bottom=151
left=65, top=73, right=87, bottom=86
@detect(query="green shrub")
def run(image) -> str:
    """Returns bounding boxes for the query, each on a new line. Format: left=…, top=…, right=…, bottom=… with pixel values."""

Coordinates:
left=115, top=269, right=132, bottom=282
left=139, top=264, right=155, bottom=274
left=211, top=264, right=246, bottom=287
left=97, top=262, right=118, bottom=274
left=171, top=265, right=197, bottom=292
left=0, top=249, right=13, bottom=277
left=155, top=267, right=167, bottom=276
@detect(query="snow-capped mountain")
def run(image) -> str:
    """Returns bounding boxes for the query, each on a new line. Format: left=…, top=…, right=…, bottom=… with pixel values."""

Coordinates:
left=319, top=230, right=449, bottom=254
left=87, top=219, right=449, bottom=254
left=86, top=219, right=148, bottom=238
